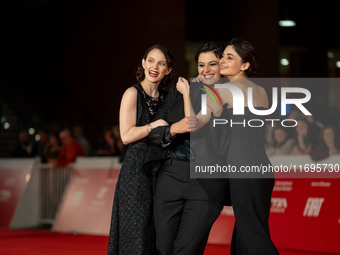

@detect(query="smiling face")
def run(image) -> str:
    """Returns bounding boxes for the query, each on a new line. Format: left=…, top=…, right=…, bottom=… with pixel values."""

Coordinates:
left=197, top=51, right=222, bottom=84
left=142, top=49, right=171, bottom=84
left=219, top=45, right=249, bottom=78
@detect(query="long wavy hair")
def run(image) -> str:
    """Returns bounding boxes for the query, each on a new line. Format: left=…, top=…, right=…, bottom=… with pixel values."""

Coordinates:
left=135, top=44, right=175, bottom=91
left=227, top=38, right=257, bottom=78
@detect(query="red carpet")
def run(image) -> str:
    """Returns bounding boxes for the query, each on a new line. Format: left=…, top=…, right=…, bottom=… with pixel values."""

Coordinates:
left=0, top=229, right=335, bottom=255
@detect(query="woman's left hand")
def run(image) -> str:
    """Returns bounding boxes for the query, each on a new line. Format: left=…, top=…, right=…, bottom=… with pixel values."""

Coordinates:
left=176, top=77, right=190, bottom=95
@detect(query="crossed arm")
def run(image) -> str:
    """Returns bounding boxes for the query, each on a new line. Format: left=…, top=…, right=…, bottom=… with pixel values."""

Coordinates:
left=176, top=77, right=223, bottom=131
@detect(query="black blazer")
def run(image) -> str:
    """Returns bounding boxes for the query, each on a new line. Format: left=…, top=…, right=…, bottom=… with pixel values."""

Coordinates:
left=143, top=82, right=231, bottom=205
left=143, top=82, right=188, bottom=164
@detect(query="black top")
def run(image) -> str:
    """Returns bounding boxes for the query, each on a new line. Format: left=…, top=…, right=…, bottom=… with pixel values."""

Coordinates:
left=107, top=83, right=165, bottom=255
left=224, top=107, right=272, bottom=178
left=152, top=81, right=204, bottom=161
left=130, top=83, right=166, bottom=147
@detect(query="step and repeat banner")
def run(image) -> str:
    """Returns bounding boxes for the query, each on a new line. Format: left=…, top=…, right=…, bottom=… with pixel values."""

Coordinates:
left=0, top=159, right=37, bottom=228
left=208, top=178, right=340, bottom=254
left=270, top=178, right=340, bottom=253
left=53, top=158, right=121, bottom=235
left=1, top=156, right=339, bottom=253
left=207, top=155, right=340, bottom=254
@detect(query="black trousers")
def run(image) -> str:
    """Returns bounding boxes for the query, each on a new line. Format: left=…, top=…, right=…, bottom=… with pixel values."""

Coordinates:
left=154, top=158, right=223, bottom=255
left=229, top=178, right=279, bottom=255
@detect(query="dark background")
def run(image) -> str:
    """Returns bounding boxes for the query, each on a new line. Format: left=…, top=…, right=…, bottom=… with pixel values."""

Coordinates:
left=1, top=0, right=340, bottom=155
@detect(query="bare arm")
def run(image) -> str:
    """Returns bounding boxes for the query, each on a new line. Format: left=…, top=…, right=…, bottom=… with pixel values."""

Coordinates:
left=119, top=87, right=167, bottom=145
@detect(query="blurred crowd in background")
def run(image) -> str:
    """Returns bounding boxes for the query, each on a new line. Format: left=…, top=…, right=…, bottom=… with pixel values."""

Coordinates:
left=8, top=125, right=127, bottom=166
left=264, top=105, right=340, bottom=161
left=6, top=104, right=340, bottom=166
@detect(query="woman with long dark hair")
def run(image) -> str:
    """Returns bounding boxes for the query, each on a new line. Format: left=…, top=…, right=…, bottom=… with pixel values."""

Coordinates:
left=311, top=125, right=340, bottom=161
left=143, top=41, right=227, bottom=255
left=177, top=38, right=279, bottom=254
left=107, top=44, right=174, bottom=255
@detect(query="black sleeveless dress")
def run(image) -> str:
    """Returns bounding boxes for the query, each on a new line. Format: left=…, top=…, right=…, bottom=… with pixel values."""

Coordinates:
left=224, top=107, right=279, bottom=255
left=107, top=83, right=165, bottom=255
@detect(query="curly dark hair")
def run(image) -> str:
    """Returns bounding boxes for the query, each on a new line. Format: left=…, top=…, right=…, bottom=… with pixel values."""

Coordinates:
left=194, top=41, right=226, bottom=63
left=135, top=44, right=175, bottom=90
left=227, top=38, right=257, bottom=77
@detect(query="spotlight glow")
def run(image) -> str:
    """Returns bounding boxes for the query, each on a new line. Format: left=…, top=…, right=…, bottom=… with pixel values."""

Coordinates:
left=35, top=134, right=41, bottom=141
left=279, top=20, right=296, bottom=27
left=280, top=58, right=289, bottom=66
left=327, top=52, right=334, bottom=58
left=336, top=61, right=340, bottom=68
left=28, top=128, right=35, bottom=135
left=4, top=122, right=10, bottom=130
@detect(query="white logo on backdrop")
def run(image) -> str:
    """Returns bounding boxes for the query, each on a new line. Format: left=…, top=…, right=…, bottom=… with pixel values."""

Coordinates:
left=71, top=191, right=85, bottom=206
left=271, top=198, right=288, bottom=213
left=273, top=181, right=293, bottom=192
left=303, top=198, right=324, bottom=217
left=0, top=189, right=12, bottom=202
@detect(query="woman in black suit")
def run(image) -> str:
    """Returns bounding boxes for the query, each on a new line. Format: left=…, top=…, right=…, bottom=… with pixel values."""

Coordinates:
left=177, top=38, right=279, bottom=255
left=144, top=42, right=228, bottom=255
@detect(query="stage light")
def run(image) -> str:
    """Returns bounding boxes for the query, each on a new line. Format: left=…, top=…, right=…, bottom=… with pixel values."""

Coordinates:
left=35, top=134, right=41, bottom=141
left=327, top=52, right=334, bottom=58
left=279, top=20, right=296, bottom=27
left=336, top=61, right=340, bottom=68
left=4, top=122, right=10, bottom=130
left=280, top=58, right=289, bottom=66
left=29, top=128, right=35, bottom=135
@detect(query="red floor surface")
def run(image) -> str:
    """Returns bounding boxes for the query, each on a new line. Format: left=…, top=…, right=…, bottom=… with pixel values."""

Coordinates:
left=0, top=229, right=336, bottom=255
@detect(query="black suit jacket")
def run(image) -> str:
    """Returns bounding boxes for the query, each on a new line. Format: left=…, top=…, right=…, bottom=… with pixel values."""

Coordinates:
left=142, top=82, right=187, bottom=169
left=143, top=82, right=231, bottom=205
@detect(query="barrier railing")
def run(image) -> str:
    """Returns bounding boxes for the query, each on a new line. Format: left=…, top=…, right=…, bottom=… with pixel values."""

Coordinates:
left=38, top=163, right=73, bottom=224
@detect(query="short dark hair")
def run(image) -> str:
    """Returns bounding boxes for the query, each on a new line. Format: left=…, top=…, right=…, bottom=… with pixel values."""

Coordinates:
left=227, top=38, right=257, bottom=77
left=194, top=41, right=225, bottom=63
left=135, top=44, right=175, bottom=90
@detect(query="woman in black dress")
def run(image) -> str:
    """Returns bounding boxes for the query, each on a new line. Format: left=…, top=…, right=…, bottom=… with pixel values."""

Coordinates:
left=107, top=44, right=174, bottom=255
left=177, top=38, right=279, bottom=254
